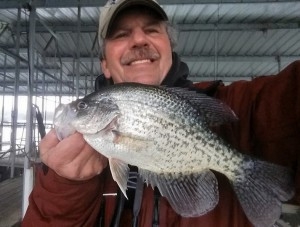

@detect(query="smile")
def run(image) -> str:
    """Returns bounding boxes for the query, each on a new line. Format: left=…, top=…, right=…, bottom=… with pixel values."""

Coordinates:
left=130, top=59, right=152, bottom=65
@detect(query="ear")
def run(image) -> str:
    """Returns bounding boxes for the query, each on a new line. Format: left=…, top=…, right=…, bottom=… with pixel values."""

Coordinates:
left=101, top=60, right=111, bottom=79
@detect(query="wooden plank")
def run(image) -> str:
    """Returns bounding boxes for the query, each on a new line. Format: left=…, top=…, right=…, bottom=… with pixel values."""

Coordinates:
left=0, top=177, right=22, bottom=227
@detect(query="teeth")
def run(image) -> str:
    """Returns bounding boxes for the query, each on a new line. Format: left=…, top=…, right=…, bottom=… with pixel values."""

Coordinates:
left=131, top=59, right=151, bottom=65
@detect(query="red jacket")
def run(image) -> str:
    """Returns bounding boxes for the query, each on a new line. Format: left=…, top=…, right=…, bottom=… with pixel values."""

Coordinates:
left=22, top=61, right=300, bottom=227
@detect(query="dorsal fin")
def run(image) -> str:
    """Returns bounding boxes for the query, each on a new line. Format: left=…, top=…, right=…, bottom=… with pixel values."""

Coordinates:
left=162, top=86, right=238, bottom=126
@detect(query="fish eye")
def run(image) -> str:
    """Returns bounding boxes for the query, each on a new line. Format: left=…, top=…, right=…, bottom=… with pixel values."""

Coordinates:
left=77, top=101, right=88, bottom=110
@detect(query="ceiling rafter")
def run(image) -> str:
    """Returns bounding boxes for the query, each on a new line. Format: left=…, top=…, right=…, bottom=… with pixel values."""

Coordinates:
left=10, top=22, right=300, bottom=35
left=0, top=0, right=298, bottom=9
left=0, top=0, right=299, bottom=95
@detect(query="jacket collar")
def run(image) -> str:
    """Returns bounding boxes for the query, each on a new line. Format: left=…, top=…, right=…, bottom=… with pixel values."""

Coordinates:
left=161, top=52, right=192, bottom=87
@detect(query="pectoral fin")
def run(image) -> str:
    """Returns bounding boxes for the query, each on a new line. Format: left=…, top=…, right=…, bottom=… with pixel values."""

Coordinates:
left=112, top=130, right=154, bottom=152
left=139, top=169, right=219, bottom=217
left=109, top=158, right=129, bottom=198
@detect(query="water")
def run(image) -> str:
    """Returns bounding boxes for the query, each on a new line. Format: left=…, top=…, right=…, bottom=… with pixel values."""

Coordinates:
left=0, top=95, right=75, bottom=157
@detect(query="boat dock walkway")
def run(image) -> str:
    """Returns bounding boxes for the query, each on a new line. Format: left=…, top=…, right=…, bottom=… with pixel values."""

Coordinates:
left=0, top=176, right=22, bottom=227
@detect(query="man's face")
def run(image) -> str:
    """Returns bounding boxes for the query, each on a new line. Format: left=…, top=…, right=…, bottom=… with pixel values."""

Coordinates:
left=101, top=8, right=172, bottom=85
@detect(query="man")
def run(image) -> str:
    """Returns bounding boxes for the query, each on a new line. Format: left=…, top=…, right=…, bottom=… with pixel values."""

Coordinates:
left=22, top=0, right=299, bottom=226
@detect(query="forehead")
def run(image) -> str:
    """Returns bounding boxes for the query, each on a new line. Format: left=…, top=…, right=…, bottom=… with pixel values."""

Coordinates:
left=107, top=6, right=164, bottom=35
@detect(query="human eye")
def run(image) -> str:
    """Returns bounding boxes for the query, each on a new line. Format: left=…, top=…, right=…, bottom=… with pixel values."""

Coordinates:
left=111, top=30, right=129, bottom=39
left=145, top=22, right=165, bottom=35
left=145, top=26, right=160, bottom=34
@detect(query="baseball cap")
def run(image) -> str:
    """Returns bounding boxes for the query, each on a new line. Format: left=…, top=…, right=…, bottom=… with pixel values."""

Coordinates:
left=99, top=0, right=168, bottom=39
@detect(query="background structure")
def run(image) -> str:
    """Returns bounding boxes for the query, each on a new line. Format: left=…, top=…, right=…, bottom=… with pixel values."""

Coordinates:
left=0, top=0, right=299, bottom=225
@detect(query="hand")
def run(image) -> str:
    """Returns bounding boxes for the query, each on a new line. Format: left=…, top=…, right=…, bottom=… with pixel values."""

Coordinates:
left=39, top=129, right=108, bottom=180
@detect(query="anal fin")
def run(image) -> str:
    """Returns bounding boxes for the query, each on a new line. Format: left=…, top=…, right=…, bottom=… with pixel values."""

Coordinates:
left=139, top=168, right=219, bottom=217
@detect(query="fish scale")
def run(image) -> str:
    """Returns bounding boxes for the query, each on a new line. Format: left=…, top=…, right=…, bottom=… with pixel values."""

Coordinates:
left=54, top=82, right=295, bottom=227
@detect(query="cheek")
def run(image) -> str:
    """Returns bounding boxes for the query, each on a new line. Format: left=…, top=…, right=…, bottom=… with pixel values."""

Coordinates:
left=164, top=50, right=172, bottom=66
left=160, top=43, right=173, bottom=76
left=104, top=43, right=126, bottom=74
left=103, top=55, right=120, bottom=79
left=105, top=41, right=125, bottom=60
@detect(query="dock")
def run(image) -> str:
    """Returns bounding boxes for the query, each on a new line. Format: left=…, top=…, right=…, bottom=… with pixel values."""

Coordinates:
left=0, top=177, right=22, bottom=227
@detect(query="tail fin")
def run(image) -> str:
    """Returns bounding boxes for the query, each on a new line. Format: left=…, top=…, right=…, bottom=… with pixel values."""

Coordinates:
left=232, top=159, right=294, bottom=227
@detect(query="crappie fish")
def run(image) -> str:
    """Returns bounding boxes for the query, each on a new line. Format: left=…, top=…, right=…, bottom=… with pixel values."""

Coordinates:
left=54, top=82, right=294, bottom=227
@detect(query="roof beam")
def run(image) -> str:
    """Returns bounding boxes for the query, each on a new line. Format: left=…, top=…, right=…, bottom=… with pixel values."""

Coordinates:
left=13, top=22, right=300, bottom=34
left=40, top=55, right=299, bottom=64
left=0, top=45, right=77, bottom=92
left=178, top=23, right=300, bottom=31
left=0, top=80, right=74, bottom=87
left=0, top=67, right=59, bottom=74
left=0, top=0, right=298, bottom=8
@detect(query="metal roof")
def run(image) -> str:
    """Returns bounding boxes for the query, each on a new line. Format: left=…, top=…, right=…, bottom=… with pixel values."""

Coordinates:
left=0, top=0, right=300, bottom=96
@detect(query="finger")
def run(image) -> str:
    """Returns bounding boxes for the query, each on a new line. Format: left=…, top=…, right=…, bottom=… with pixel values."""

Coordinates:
left=56, top=132, right=86, bottom=153
left=39, top=129, right=60, bottom=162
left=70, top=142, right=97, bottom=170
left=40, top=132, right=85, bottom=168
left=77, top=153, right=108, bottom=180
left=39, top=129, right=60, bottom=153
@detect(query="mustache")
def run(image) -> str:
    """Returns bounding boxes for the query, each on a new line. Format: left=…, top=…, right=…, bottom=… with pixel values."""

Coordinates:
left=121, top=47, right=160, bottom=65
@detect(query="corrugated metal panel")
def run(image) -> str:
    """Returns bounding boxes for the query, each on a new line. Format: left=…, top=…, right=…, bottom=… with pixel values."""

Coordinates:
left=0, top=1, right=300, bottom=95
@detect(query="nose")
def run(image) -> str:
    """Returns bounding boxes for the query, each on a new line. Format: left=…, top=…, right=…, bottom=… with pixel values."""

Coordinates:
left=130, top=28, right=149, bottom=48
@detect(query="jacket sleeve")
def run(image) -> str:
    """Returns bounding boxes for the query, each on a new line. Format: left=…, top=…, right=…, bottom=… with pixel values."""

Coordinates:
left=214, top=60, right=300, bottom=204
left=22, top=164, right=105, bottom=227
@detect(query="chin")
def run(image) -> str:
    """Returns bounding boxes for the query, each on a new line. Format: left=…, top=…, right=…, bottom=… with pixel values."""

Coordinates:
left=131, top=77, right=161, bottom=86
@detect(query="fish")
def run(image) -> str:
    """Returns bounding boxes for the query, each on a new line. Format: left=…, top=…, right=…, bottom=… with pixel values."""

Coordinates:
left=53, top=82, right=294, bottom=227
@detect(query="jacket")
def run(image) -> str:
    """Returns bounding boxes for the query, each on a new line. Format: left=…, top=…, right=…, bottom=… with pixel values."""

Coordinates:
left=22, top=54, right=300, bottom=227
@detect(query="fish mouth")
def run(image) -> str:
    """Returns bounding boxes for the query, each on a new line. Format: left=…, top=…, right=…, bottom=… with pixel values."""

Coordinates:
left=53, top=104, right=77, bottom=140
